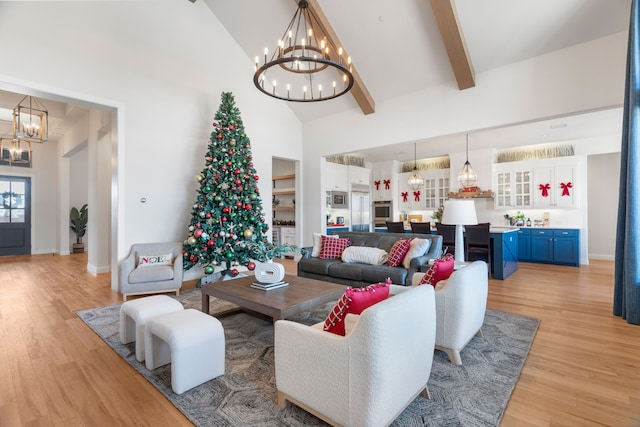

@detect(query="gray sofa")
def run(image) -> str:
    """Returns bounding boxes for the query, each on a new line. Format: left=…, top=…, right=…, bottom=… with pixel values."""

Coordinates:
left=297, top=231, right=443, bottom=288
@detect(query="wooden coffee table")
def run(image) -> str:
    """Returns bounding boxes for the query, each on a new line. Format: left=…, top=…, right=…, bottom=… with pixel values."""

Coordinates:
left=201, top=274, right=346, bottom=322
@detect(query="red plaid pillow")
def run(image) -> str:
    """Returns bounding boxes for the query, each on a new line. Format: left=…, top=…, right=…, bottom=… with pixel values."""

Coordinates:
left=419, top=253, right=455, bottom=286
left=319, top=235, right=350, bottom=259
left=387, top=239, right=411, bottom=267
left=323, top=283, right=390, bottom=336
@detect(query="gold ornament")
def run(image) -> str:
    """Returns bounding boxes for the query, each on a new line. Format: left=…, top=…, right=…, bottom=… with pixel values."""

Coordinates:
left=187, top=236, right=197, bottom=245
left=230, top=139, right=236, bottom=146
left=243, top=229, right=253, bottom=239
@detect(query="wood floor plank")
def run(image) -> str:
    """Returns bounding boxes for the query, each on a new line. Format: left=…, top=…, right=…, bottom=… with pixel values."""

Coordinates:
left=1, top=254, right=640, bottom=426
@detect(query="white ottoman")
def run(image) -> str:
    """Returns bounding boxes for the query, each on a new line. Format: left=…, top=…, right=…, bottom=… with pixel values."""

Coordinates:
left=145, top=308, right=225, bottom=394
left=119, top=295, right=184, bottom=362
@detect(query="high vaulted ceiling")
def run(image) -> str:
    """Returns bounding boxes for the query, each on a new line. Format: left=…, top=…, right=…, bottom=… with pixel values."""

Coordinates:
left=204, top=0, right=630, bottom=162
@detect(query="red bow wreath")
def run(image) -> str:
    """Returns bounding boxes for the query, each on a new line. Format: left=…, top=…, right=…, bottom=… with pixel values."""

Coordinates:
left=560, top=182, right=572, bottom=196
left=413, top=191, right=421, bottom=202
left=539, top=183, right=550, bottom=197
left=401, top=192, right=409, bottom=203
left=383, top=179, right=391, bottom=190
left=374, top=180, right=381, bottom=191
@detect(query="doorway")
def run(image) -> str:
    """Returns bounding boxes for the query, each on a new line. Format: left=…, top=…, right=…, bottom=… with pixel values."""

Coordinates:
left=0, top=175, right=31, bottom=256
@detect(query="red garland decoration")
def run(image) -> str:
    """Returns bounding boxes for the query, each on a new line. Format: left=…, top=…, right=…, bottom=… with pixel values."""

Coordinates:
left=383, top=179, right=391, bottom=190
left=539, top=183, right=550, bottom=197
left=413, top=191, right=421, bottom=202
left=401, top=192, right=409, bottom=203
left=560, top=182, right=572, bottom=196
left=374, top=180, right=381, bottom=190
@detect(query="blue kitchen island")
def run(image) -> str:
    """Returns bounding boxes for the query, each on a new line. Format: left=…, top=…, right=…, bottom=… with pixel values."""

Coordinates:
left=489, top=228, right=519, bottom=280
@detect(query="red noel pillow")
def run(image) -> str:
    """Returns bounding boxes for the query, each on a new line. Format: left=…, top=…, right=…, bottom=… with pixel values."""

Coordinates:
left=419, top=253, right=455, bottom=286
left=323, top=283, right=390, bottom=336
left=387, top=239, right=411, bottom=267
left=319, top=235, right=351, bottom=259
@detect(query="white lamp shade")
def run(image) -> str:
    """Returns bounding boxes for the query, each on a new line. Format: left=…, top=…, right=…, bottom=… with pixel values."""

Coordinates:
left=441, top=200, right=478, bottom=225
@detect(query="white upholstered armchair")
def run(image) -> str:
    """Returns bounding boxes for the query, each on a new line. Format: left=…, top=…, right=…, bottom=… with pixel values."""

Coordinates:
left=119, top=242, right=184, bottom=301
left=274, top=284, right=436, bottom=427
left=412, top=260, right=489, bottom=365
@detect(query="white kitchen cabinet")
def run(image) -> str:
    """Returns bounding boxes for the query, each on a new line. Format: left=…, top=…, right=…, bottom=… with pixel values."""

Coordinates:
left=494, top=167, right=533, bottom=209
left=372, top=167, right=394, bottom=201
left=397, top=171, right=426, bottom=211
left=280, top=227, right=296, bottom=246
left=533, top=164, right=577, bottom=208
left=423, top=169, right=449, bottom=209
left=349, top=165, right=370, bottom=187
left=324, top=161, right=349, bottom=192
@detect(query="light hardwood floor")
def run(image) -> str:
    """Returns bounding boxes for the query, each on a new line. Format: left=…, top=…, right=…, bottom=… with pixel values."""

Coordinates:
left=1, top=254, right=639, bottom=426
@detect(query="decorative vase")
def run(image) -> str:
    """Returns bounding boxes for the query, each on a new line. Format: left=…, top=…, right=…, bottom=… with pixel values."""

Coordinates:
left=255, top=259, right=286, bottom=284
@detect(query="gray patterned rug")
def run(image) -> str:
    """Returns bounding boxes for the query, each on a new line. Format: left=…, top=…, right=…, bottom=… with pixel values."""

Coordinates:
left=76, top=289, right=539, bottom=427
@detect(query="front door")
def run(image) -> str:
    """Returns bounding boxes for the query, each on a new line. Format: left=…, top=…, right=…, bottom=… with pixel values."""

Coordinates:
left=0, top=176, right=31, bottom=256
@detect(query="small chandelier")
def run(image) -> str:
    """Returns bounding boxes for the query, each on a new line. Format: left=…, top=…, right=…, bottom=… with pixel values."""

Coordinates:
left=1, top=138, right=31, bottom=165
left=13, top=95, right=48, bottom=143
left=253, top=0, right=354, bottom=102
left=407, top=143, right=424, bottom=190
left=458, top=133, right=477, bottom=188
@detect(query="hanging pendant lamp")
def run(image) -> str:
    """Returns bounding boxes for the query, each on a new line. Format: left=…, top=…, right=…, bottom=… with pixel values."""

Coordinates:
left=407, top=143, right=424, bottom=190
left=457, top=133, right=477, bottom=189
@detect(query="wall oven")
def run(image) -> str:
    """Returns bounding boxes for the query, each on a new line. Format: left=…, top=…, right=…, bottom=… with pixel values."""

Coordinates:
left=373, top=201, right=393, bottom=227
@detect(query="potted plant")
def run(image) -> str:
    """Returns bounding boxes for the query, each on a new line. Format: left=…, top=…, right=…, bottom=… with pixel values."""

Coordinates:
left=70, top=204, right=88, bottom=253
left=248, top=240, right=298, bottom=284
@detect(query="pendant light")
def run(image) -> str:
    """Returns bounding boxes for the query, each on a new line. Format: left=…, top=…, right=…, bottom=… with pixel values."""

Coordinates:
left=457, top=133, right=477, bottom=189
left=407, top=143, right=424, bottom=190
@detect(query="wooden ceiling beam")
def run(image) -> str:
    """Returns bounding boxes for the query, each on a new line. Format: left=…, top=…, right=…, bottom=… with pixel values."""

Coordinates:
left=429, top=0, right=475, bottom=90
left=305, top=0, right=375, bottom=115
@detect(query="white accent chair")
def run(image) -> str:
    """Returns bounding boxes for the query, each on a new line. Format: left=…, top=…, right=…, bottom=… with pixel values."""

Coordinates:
left=119, top=242, right=184, bottom=301
left=274, top=284, right=436, bottom=427
left=412, top=260, right=489, bottom=365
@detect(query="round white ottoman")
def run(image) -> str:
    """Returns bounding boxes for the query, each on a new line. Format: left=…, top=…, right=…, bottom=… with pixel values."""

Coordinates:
left=144, top=308, right=225, bottom=395
left=119, top=295, right=184, bottom=362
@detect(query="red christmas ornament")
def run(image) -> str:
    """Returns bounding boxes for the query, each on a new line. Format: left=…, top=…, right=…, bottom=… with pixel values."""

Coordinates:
left=236, top=201, right=243, bottom=207
left=223, top=207, right=230, bottom=213
left=189, top=255, right=197, bottom=262
left=222, top=217, right=228, bottom=222
left=216, top=173, right=220, bottom=179
left=194, top=229, right=203, bottom=238
left=212, top=122, right=217, bottom=127
left=198, top=204, right=203, bottom=209
left=231, top=268, right=238, bottom=275
left=227, top=161, right=233, bottom=166
left=234, top=169, right=241, bottom=174
left=247, top=261, right=256, bottom=271
left=231, top=186, right=237, bottom=191
left=248, top=162, right=253, bottom=167
left=253, top=175, right=259, bottom=180
left=235, top=179, right=242, bottom=185
left=214, top=233, right=219, bottom=238
left=248, top=154, right=253, bottom=159
left=229, top=233, right=234, bottom=238
left=245, top=204, right=252, bottom=210
left=207, top=240, right=214, bottom=246
left=217, top=133, right=222, bottom=139
left=205, top=213, right=211, bottom=219
left=196, top=222, right=201, bottom=227
left=221, top=165, right=227, bottom=170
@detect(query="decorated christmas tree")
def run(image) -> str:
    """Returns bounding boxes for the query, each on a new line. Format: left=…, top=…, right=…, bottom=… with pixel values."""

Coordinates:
left=183, top=92, right=270, bottom=278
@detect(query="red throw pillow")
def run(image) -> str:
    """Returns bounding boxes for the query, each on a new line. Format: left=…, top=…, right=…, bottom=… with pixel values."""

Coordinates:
left=387, top=239, right=411, bottom=267
left=323, top=283, right=390, bottom=336
left=419, top=253, right=455, bottom=286
left=319, top=235, right=350, bottom=259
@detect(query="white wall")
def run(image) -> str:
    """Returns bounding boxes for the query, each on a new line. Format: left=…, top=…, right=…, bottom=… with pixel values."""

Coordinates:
left=0, top=0, right=303, bottom=288
left=588, top=153, right=620, bottom=260
left=300, top=32, right=627, bottom=246
left=69, top=146, right=89, bottom=251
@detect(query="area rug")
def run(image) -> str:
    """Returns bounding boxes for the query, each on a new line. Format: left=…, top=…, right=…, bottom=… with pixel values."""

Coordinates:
left=77, top=289, right=539, bottom=427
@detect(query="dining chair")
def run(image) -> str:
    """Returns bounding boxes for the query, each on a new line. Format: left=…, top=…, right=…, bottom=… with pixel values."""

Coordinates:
left=410, top=222, right=432, bottom=234
left=385, top=221, right=406, bottom=233
left=435, top=223, right=456, bottom=256
left=464, top=222, right=491, bottom=276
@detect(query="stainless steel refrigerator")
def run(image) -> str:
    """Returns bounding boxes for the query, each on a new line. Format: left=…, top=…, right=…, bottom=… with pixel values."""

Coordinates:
left=351, top=189, right=371, bottom=232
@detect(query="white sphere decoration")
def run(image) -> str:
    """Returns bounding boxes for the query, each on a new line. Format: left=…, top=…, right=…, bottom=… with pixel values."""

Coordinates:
left=189, top=225, right=194, bottom=231
left=199, top=212, right=206, bottom=217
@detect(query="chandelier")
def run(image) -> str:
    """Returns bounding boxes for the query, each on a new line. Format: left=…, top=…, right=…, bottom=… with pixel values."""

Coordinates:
left=13, top=95, right=48, bottom=143
left=457, top=133, right=477, bottom=188
left=253, top=0, right=354, bottom=102
left=407, top=143, right=424, bottom=190
left=1, top=138, right=31, bottom=165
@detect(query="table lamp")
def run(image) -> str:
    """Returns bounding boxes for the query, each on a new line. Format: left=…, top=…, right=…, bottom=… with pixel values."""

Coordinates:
left=441, top=199, right=478, bottom=262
